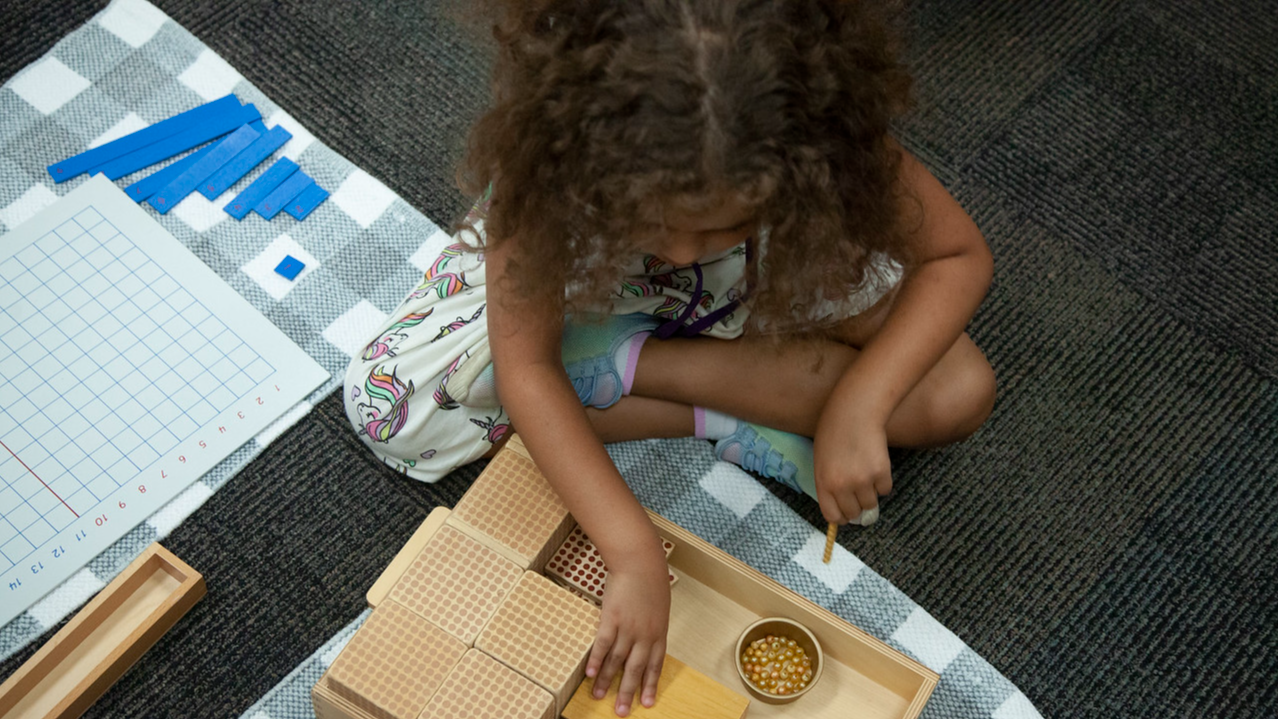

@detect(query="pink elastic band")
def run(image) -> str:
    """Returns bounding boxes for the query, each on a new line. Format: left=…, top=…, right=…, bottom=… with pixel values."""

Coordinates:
left=693, top=406, right=707, bottom=439
left=620, top=331, right=651, bottom=396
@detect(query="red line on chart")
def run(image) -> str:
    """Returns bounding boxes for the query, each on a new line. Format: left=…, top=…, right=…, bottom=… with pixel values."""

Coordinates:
left=0, top=439, right=79, bottom=518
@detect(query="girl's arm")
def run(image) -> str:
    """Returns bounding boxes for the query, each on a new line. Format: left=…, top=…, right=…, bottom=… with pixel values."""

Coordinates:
left=485, top=239, right=670, bottom=715
left=814, top=142, right=994, bottom=523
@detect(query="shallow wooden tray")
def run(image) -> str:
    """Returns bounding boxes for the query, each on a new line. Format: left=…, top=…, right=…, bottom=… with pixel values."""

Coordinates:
left=371, top=507, right=935, bottom=718
left=0, top=543, right=205, bottom=719
left=650, top=512, right=935, bottom=718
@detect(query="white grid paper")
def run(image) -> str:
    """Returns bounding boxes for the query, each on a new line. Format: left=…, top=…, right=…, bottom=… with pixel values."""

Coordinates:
left=0, top=176, right=327, bottom=625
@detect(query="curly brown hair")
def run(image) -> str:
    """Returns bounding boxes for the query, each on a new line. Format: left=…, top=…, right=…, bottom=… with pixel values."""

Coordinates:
left=458, top=0, right=913, bottom=333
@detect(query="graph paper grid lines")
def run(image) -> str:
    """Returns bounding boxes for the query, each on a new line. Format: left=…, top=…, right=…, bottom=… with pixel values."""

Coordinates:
left=0, top=175, right=328, bottom=624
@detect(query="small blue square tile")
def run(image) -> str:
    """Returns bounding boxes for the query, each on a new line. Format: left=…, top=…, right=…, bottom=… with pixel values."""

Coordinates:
left=274, top=255, right=304, bottom=280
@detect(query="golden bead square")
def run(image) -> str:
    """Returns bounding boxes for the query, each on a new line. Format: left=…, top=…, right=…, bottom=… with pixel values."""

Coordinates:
left=388, top=525, right=522, bottom=644
left=476, top=571, right=600, bottom=694
left=327, top=601, right=467, bottom=719
left=419, top=648, right=556, bottom=719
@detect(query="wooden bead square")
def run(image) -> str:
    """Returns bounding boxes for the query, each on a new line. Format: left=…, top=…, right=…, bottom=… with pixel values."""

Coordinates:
left=388, top=525, right=522, bottom=644
left=327, top=601, right=466, bottom=719
left=418, top=648, right=556, bottom=719
left=450, top=439, right=574, bottom=569
left=475, top=571, right=600, bottom=712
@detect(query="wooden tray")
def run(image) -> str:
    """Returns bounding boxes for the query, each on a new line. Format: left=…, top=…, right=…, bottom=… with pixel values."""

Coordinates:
left=371, top=508, right=935, bottom=718
left=0, top=543, right=205, bottom=719
left=650, top=512, right=935, bottom=717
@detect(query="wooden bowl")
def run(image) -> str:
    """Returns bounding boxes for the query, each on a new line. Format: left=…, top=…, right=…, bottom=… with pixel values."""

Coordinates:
left=734, top=617, right=824, bottom=704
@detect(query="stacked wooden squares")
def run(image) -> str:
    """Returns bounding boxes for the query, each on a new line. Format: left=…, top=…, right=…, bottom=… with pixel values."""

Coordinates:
left=312, top=436, right=606, bottom=719
left=323, top=602, right=466, bottom=719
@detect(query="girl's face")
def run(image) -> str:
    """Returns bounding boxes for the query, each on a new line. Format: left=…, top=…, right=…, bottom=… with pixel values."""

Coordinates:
left=635, top=193, right=759, bottom=267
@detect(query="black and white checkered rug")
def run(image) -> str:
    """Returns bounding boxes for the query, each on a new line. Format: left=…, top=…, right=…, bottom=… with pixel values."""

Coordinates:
left=0, top=2, right=1041, bottom=717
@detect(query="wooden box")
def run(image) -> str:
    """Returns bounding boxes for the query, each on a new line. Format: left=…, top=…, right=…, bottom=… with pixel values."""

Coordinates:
left=0, top=543, right=204, bottom=719
left=418, top=648, right=556, bottom=719
left=364, top=437, right=938, bottom=718
left=473, top=571, right=600, bottom=714
left=386, top=524, right=522, bottom=645
left=445, top=435, right=575, bottom=571
left=369, top=508, right=937, bottom=718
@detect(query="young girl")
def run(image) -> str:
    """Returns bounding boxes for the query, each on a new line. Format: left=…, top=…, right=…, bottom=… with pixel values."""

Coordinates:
left=345, top=0, right=994, bottom=714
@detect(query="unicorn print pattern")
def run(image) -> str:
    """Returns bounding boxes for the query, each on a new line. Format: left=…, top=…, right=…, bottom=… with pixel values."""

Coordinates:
left=356, top=365, right=415, bottom=443
left=361, top=311, right=432, bottom=361
left=432, top=305, right=485, bottom=342
left=410, top=244, right=470, bottom=300
left=344, top=202, right=898, bottom=484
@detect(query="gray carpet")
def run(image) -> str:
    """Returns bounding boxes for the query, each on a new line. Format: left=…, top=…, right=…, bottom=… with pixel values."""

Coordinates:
left=0, top=1, right=1274, bottom=717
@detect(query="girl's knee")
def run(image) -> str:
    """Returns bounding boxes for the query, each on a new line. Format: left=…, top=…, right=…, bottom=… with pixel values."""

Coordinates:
left=940, top=353, right=996, bottom=440
left=919, top=349, right=995, bottom=443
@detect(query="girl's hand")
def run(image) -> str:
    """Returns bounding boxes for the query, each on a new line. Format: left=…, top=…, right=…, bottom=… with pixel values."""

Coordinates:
left=813, top=413, right=892, bottom=523
left=585, top=553, right=671, bottom=716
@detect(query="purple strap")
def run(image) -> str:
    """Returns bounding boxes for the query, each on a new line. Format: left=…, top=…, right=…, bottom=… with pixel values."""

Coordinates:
left=654, top=261, right=743, bottom=339
left=679, top=297, right=741, bottom=336
left=654, top=262, right=704, bottom=339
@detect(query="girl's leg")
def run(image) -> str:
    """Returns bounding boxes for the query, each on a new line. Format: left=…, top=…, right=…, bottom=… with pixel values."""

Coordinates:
left=583, top=396, right=695, bottom=443
left=580, top=382, right=860, bottom=520
left=629, top=332, right=995, bottom=449
left=486, top=395, right=691, bottom=456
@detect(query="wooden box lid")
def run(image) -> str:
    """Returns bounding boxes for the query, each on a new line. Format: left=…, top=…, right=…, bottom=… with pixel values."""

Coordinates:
left=388, top=525, right=522, bottom=644
left=418, top=648, right=556, bottom=719
left=327, top=601, right=466, bottom=719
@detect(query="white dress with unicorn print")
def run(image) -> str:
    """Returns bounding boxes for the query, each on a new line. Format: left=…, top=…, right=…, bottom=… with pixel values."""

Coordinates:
left=343, top=210, right=900, bottom=482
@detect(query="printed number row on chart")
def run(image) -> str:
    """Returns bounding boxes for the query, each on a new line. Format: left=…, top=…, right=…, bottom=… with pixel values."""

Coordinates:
left=5, top=382, right=286, bottom=593
left=157, top=383, right=284, bottom=480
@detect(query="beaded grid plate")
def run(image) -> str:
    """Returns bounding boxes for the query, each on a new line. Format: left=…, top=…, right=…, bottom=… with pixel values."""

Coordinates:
left=326, top=601, right=467, bottom=719
left=544, top=526, right=677, bottom=603
left=475, top=570, right=600, bottom=712
left=418, top=648, right=556, bottom=719
left=387, top=524, right=522, bottom=644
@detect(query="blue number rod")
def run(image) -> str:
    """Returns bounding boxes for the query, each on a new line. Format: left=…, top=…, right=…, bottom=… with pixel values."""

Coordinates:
left=147, top=124, right=262, bottom=214
left=198, top=124, right=292, bottom=200
left=47, top=94, right=241, bottom=182
left=285, top=183, right=330, bottom=221
left=91, top=103, right=262, bottom=181
left=123, top=121, right=265, bottom=203
left=224, top=158, right=299, bottom=220
left=254, top=171, right=313, bottom=220
left=123, top=143, right=217, bottom=203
